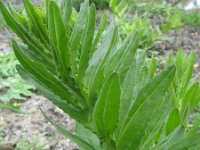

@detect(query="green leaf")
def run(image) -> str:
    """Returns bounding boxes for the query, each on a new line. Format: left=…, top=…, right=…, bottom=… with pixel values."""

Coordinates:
left=48, top=1, right=69, bottom=79
left=166, top=108, right=181, bottom=135
left=118, top=53, right=146, bottom=126
left=139, top=96, right=173, bottom=150
left=166, top=133, right=200, bottom=150
left=181, top=83, right=200, bottom=115
left=78, top=4, right=96, bottom=83
left=181, top=52, right=195, bottom=94
left=87, top=25, right=118, bottom=106
left=93, top=73, right=120, bottom=139
left=69, top=0, right=89, bottom=75
left=22, top=0, right=49, bottom=48
left=149, top=58, right=157, bottom=79
left=90, top=15, right=107, bottom=57
left=103, top=34, right=139, bottom=80
left=75, top=123, right=101, bottom=150
left=41, top=109, right=95, bottom=150
left=117, top=65, right=176, bottom=150
left=63, top=0, right=72, bottom=28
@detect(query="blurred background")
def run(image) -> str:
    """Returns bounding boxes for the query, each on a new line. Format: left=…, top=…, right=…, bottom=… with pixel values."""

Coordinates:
left=0, top=0, right=200, bottom=149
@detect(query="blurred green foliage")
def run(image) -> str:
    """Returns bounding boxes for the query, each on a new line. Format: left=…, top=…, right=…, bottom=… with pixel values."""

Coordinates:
left=0, top=52, right=34, bottom=104
left=182, top=11, right=200, bottom=27
left=73, top=0, right=109, bottom=9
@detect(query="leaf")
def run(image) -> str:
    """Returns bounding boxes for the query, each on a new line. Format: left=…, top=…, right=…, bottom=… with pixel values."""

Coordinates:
left=41, top=109, right=95, bottom=150
left=118, top=53, right=146, bottom=125
left=22, top=0, right=49, bottom=48
left=139, top=96, right=173, bottom=150
left=75, top=123, right=101, bottom=150
left=166, top=133, right=200, bottom=150
left=63, top=0, right=72, bottom=28
left=149, top=58, right=157, bottom=79
left=93, top=73, right=120, bottom=139
left=87, top=25, right=118, bottom=106
left=117, top=65, right=176, bottom=150
left=78, top=4, right=96, bottom=83
left=166, top=108, right=181, bottom=135
left=181, top=52, right=195, bottom=94
left=181, top=83, right=200, bottom=115
left=48, top=1, right=69, bottom=79
left=90, top=15, right=107, bottom=57
left=103, top=34, right=139, bottom=80
left=69, top=0, right=89, bottom=75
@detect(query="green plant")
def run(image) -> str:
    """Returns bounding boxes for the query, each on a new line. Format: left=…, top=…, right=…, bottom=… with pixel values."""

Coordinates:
left=1, top=0, right=200, bottom=149
left=0, top=53, right=34, bottom=104
left=162, top=12, right=183, bottom=32
left=168, top=50, right=200, bottom=123
left=73, top=0, right=108, bottom=9
left=116, top=15, right=161, bottom=48
left=181, top=11, right=200, bottom=27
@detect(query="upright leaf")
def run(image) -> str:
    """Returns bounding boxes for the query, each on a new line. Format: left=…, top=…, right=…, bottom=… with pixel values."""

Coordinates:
left=69, top=0, right=89, bottom=75
left=48, top=1, right=69, bottom=79
left=166, top=108, right=181, bottom=135
left=22, top=0, right=49, bottom=48
left=63, top=0, right=72, bottom=28
left=93, top=73, right=120, bottom=139
left=78, top=4, right=96, bottom=83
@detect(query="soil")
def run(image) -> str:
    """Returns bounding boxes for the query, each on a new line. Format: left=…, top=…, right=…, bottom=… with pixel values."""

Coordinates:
left=153, top=26, right=200, bottom=58
left=0, top=94, right=77, bottom=150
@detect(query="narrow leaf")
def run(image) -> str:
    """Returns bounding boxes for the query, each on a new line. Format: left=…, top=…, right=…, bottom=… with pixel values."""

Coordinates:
left=93, top=73, right=120, bottom=138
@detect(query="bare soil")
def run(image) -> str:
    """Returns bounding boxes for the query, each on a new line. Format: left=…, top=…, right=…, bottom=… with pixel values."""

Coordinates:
left=0, top=94, right=77, bottom=150
left=0, top=31, right=77, bottom=149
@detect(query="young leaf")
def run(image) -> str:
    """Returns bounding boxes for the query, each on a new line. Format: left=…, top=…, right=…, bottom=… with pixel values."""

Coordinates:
left=78, top=4, right=96, bottom=83
left=63, top=0, right=72, bottom=28
left=22, top=0, right=49, bottom=48
left=69, top=0, right=89, bottom=75
left=181, top=83, right=200, bottom=115
left=93, top=73, right=120, bottom=139
left=48, top=1, right=69, bottom=79
left=166, top=108, right=181, bottom=135
left=87, top=25, right=118, bottom=106
left=90, top=15, right=107, bottom=57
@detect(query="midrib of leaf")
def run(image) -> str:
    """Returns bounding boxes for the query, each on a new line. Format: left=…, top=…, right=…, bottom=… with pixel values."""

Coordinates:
left=118, top=66, right=175, bottom=143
